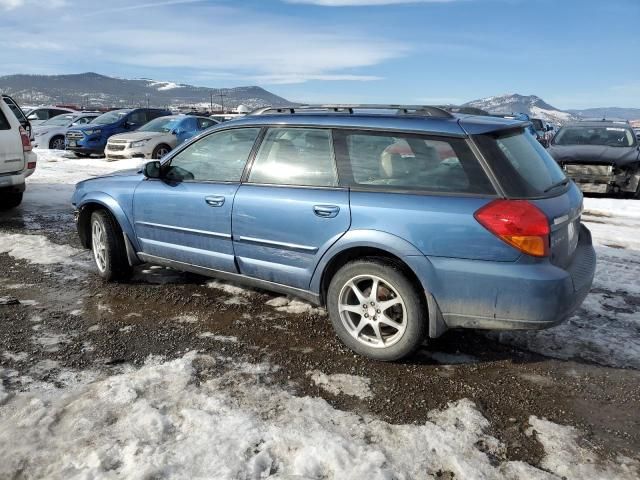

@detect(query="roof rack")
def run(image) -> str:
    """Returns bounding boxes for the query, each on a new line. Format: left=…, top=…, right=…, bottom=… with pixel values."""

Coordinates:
left=250, top=104, right=454, bottom=118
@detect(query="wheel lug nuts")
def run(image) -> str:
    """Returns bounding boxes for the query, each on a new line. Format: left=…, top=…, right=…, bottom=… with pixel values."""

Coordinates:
left=364, top=313, right=369, bottom=318
left=370, top=302, right=375, bottom=306
left=376, top=309, right=381, bottom=313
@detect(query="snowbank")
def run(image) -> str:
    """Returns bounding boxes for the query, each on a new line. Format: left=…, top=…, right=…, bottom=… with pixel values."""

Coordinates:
left=1, top=353, right=636, bottom=479
left=29, top=149, right=144, bottom=186
left=0, top=232, right=84, bottom=265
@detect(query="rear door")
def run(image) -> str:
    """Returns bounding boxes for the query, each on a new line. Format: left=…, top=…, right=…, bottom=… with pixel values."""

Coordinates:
left=232, top=127, right=350, bottom=289
left=133, top=127, right=261, bottom=272
left=0, top=104, right=24, bottom=175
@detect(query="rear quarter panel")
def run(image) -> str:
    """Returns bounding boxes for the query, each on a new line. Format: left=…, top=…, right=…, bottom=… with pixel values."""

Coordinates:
left=348, top=191, right=520, bottom=261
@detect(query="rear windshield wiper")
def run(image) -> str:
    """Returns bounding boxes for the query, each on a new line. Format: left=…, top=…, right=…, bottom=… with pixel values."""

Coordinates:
left=543, top=178, right=569, bottom=193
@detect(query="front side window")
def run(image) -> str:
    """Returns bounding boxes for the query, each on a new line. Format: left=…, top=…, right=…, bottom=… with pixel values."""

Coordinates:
left=335, top=130, right=494, bottom=194
left=29, top=109, right=49, bottom=120
left=166, top=127, right=260, bottom=182
left=249, top=128, right=337, bottom=187
left=553, top=125, right=636, bottom=147
left=127, top=111, right=147, bottom=126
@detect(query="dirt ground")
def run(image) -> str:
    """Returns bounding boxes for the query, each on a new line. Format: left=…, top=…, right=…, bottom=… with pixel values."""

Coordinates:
left=1, top=186, right=639, bottom=471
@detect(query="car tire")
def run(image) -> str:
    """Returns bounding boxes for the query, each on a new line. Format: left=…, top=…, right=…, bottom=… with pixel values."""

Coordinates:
left=152, top=144, right=172, bottom=159
left=75, top=152, right=90, bottom=158
left=327, top=258, right=427, bottom=361
left=90, top=210, right=133, bottom=281
left=0, top=192, right=23, bottom=210
left=49, top=135, right=65, bottom=150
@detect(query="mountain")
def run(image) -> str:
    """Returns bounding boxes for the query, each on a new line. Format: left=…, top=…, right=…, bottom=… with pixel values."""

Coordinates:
left=0, top=72, right=289, bottom=110
left=567, top=107, right=640, bottom=121
left=463, top=94, right=576, bottom=124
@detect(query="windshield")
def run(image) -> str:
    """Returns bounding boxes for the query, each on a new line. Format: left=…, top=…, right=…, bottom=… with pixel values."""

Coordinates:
left=92, top=110, right=131, bottom=125
left=553, top=125, right=635, bottom=147
left=475, top=128, right=567, bottom=197
left=42, top=114, right=75, bottom=126
left=138, top=117, right=182, bottom=133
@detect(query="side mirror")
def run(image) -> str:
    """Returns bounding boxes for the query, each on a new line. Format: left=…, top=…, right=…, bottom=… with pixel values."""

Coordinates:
left=143, top=161, right=162, bottom=179
left=27, top=114, right=38, bottom=121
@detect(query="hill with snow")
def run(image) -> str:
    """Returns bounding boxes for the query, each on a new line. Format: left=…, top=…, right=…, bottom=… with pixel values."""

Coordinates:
left=0, top=72, right=289, bottom=110
left=463, top=94, right=576, bottom=124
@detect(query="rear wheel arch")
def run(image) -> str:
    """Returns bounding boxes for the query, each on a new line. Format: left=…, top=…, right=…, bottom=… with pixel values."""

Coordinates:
left=319, top=246, right=425, bottom=309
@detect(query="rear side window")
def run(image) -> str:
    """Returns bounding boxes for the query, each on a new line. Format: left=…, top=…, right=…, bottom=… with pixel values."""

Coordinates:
left=334, top=130, right=495, bottom=194
left=249, top=128, right=337, bottom=187
left=0, top=109, right=10, bottom=130
left=475, top=129, right=567, bottom=197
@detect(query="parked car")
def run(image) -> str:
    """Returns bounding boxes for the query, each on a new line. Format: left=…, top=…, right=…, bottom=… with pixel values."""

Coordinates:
left=547, top=121, right=640, bottom=196
left=32, top=112, right=99, bottom=150
left=72, top=104, right=595, bottom=361
left=2, top=94, right=32, bottom=139
left=65, top=108, right=172, bottom=157
left=0, top=95, right=37, bottom=209
left=24, top=106, right=77, bottom=127
left=210, top=113, right=246, bottom=123
left=492, top=113, right=550, bottom=146
left=105, top=115, right=218, bottom=161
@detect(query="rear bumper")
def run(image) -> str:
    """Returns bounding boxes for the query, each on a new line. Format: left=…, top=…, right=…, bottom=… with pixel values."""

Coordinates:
left=0, top=172, right=26, bottom=193
left=418, top=225, right=596, bottom=333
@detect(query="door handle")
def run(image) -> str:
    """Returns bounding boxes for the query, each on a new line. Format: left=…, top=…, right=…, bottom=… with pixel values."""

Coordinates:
left=313, top=205, right=340, bottom=218
left=205, top=195, right=225, bottom=207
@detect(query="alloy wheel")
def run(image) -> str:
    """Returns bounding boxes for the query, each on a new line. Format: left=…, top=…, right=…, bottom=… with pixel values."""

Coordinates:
left=91, top=220, right=107, bottom=273
left=338, top=274, right=407, bottom=348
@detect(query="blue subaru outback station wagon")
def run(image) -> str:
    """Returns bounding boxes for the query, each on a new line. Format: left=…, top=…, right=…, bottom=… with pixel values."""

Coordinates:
left=71, top=105, right=596, bottom=361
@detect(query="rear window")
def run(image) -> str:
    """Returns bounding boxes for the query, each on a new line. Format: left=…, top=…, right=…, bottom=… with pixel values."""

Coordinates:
left=475, top=128, right=567, bottom=197
left=334, top=130, right=495, bottom=194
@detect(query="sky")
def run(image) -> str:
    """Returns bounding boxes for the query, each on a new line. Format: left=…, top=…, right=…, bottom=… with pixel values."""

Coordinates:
left=0, top=0, right=639, bottom=108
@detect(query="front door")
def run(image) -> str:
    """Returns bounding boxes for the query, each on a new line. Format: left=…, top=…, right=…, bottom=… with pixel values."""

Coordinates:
left=233, top=127, right=350, bottom=289
left=133, top=127, right=261, bottom=272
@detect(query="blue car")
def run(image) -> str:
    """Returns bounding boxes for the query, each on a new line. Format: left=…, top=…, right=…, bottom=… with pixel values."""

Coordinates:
left=66, top=108, right=172, bottom=157
left=71, top=105, right=596, bottom=361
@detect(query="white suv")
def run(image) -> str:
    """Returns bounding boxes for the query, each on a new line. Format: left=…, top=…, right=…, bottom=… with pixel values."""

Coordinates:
left=0, top=96, right=37, bottom=209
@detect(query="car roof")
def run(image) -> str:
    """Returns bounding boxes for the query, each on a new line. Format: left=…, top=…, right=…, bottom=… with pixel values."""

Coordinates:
left=219, top=113, right=526, bottom=136
left=563, top=121, right=633, bottom=128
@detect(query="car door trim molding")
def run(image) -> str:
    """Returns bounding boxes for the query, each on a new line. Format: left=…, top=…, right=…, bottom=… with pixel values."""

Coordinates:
left=234, top=235, right=319, bottom=253
left=137, top=252, right=321, bottom=304
left=135, top=220, right=231, bottom=239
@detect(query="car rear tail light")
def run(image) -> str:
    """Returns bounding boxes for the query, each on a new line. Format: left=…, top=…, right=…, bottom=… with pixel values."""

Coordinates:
left=474, top=199, right=550, bottom=257
left=19, top=126, right=32, bottom=152
left=27, top=162, right=36, bottom=169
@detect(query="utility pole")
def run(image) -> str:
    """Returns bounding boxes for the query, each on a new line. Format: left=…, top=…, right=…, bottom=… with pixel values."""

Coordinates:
left=210, top=91, right=213, bottom=112
left=146, top=93, right=150, bottom=109
left=218, top=89, right=227, bottom=113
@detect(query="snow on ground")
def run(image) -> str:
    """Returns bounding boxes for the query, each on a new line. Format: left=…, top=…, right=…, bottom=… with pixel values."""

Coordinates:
left=266, top=296, right=327, bottom=316
left=0, top=232, right=85, bottom=265
left=1, top=352, right=636, bottom=480
left=495, top=198, right=640, bottom=369
left=307, top=369, right=373, bottom=399
left=30, top=149, right=143, bottom=186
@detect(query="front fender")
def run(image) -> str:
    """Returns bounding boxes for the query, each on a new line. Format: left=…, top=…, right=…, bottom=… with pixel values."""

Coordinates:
left=76, top=192, right=139, bottom=252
